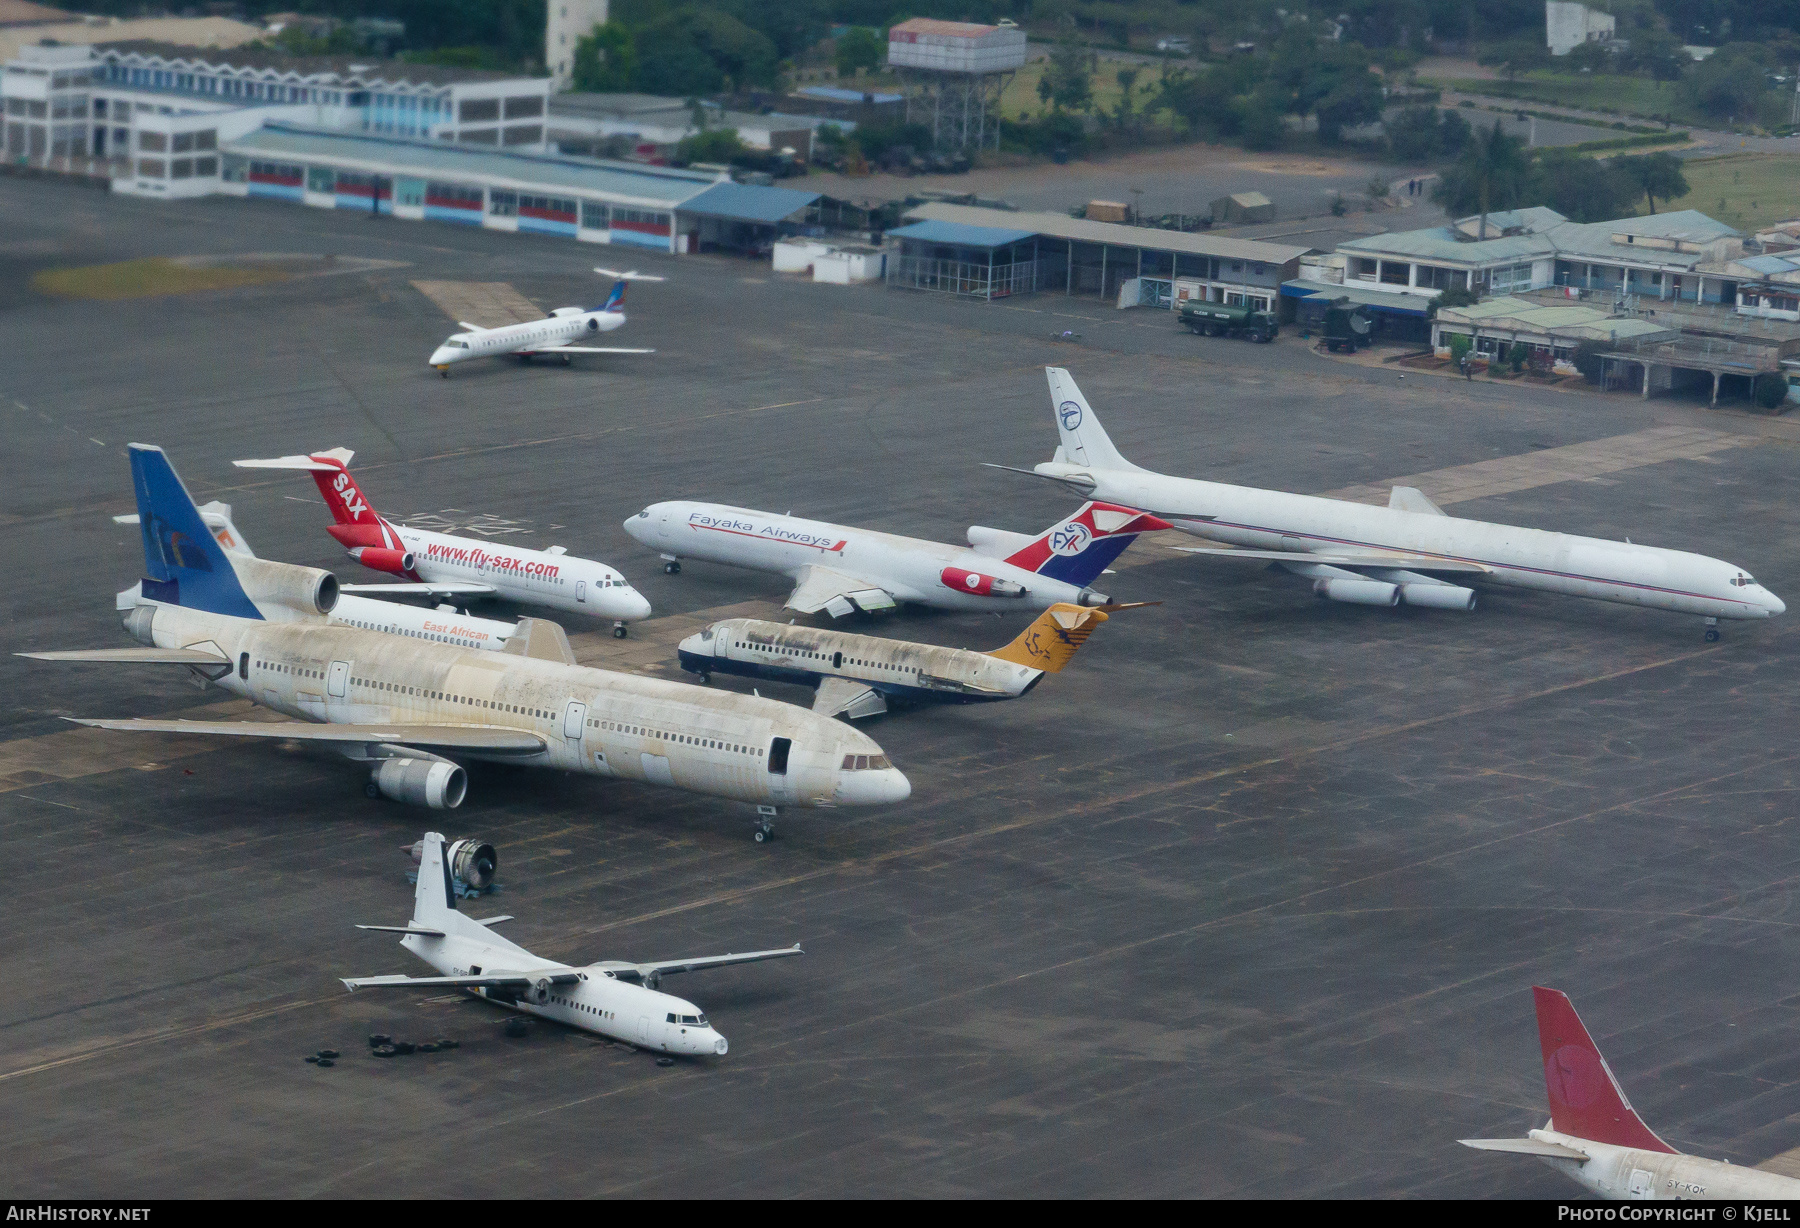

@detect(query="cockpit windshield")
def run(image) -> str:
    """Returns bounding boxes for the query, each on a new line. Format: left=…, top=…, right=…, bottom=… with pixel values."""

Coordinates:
left=841, top=753, right=893, bottom=771
left=449, top=339, right=470, bottom=349
left=1731, top=573, right=1757, bottom=587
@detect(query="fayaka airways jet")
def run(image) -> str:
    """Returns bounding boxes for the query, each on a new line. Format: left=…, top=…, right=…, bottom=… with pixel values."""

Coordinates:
left=427, top=268, right=659, bottom=376
left=113, top=499, right=519, bottom=652
left=235, top=448, right=652, bottom=638
left=997, top=368, right=1782, bottom=638
left=345, top=832, right=802, bottom=1056
left=624, top=500, right=1168, bottom=618
left=1462, top=987, right=1800, bottom=1199
left=22, top=445, right=909, bottom=840
left=678, top=602, right=1148, bottom=719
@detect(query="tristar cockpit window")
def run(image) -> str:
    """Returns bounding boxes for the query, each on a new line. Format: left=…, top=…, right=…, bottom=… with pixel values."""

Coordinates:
left=841, top=753, right=893, bottom=771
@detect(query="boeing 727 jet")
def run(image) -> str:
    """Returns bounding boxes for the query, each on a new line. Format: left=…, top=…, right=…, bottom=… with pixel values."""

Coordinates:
left=678, top=602, right=1143, bottom=718
left=997, top=368, right=1782, bottom=638
left=625, top=499, right=1168, bottom=618
left=427, top=267, right=659, bottom=375
left=1462, top=987, right=1800, bottom=1199
left=345, top=832, right=802, bottom=1056
left=236, top=448, right=651, bottom=637
left=23, top=446, right=909, bottom=840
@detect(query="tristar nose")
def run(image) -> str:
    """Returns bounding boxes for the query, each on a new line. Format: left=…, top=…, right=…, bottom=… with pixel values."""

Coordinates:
left=836, top=766, right=911, bottom=806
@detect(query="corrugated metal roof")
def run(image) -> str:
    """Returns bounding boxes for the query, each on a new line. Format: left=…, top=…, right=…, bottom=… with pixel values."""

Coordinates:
left=97, top=39, right=529, bottom=86
left=224, top=124, right=721, bottom=206
left=889, top=219, right=1038, bottom=248
left=1340, top=225, right=1557, bottom=264
left=1741, top=254, right=1800, bottom=275
left=679, top=181, right=820, bottom=224
left=1345, top=207, right=1743, bottom=270
left=904, top=203, right=1311, bottom=263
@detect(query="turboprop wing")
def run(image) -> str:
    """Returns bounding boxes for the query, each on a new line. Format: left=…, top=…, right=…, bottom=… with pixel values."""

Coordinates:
left=593, top=945, right=804, bottom=987
left=785, top=565, right=899, bottom=617
left=343, top=970, right=581, bottom=992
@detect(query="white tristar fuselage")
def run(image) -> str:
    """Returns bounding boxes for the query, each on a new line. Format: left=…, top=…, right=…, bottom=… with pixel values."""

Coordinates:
left=429, top=308, right=627, bottom=369
left=128, top=602, right=911, bottom=810
left=624, top=501, right=1105, bottom=613
left=1050, top=460, right=1781, bottom=621
left=375, top=524, right=653, bottom=624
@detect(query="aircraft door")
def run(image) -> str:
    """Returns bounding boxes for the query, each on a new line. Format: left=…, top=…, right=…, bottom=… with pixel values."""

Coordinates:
left=1627, top=1169, right=1655, bottom=1198
left=327, top=660, right=350, bottom=698
left=563, top=700, right=587, bottom=740
left=576, top=580, right=587, bottom=604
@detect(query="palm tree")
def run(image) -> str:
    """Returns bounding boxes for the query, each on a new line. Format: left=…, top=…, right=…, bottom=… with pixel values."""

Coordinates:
left=1433, top=121, right=1529, bottom=240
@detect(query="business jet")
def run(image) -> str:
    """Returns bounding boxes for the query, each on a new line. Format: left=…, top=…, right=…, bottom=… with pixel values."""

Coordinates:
left=113, top=500, right=518, bottom=652
left=428, top=267, right=659, bottom=376
left=995, top=368, right=1782, bottom=638
left=679, top=601, right=1147, bottom=719
left=1462, top=987, right=1800, bottom=1199
left=624, top=500, right=1168, bottom=618
left=345, top=832, right=802, bottom=1056
left=23, top=445, right=910, bottom=841
left=235, top=448, right=651, bottom=638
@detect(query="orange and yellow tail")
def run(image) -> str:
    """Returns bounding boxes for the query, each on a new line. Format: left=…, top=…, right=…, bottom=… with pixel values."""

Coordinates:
left=987, top=602, right=1148, bottom=673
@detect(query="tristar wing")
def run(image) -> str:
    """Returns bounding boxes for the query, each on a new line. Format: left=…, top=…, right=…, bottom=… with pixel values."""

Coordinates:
left=339, top=581, right=499, bottom=597
left=530, top=345, right=655, bottom=355
left=1173, top=546, right=1491, bottom=574
left=19, top=647, right=232, bottom=665
left=62, top=719, right=548, bottom=755
left=600, top=945, right=804, bottom=983
left=785, top=565, right=898, bottom=617
left=342, top=971, right=579, bottom=992
left=813, top=676, right=887, bottom=719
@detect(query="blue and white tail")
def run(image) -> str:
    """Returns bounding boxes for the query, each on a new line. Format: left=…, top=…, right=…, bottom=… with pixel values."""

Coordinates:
left=1046, top=367, right=1138, bottom=471
left=1004, top=501, right=1171, bottom=587
left=591, top=266, right=665, bottom=313
left=129, top=444, right=262, bottom=620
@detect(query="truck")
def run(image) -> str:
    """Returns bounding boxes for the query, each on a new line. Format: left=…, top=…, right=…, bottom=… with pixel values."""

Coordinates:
left=1321, top=300, right=1374, bottom=353
left=1178, top=300, right=1278, bottom=343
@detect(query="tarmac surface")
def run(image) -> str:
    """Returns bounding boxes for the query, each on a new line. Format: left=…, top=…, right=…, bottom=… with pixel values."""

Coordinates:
left=5, top=176, right=1800, bottom=1198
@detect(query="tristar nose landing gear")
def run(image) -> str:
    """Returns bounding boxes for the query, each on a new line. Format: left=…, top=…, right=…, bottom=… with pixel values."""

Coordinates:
left=1705, top=616, right=1721, bottom=643
left=612, top=620, right=628, bottom=639
left=754, top=805, right=778, bottom=843
left=661, top=554, right=681, bottom=575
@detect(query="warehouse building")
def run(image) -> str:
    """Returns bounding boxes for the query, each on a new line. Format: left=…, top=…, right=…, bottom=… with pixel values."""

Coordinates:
left=889, top=202, right=1307, bottom=306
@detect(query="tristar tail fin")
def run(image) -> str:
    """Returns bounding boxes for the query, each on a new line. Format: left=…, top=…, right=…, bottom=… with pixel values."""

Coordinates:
left=1002, top=502, right=1171, bottom=588
left=1046, top=367, right=1135, bottom=471
left=127, top=444, right=262, bottom=620
left=987, top=603, right=1108, bottom=673
left=1533, top=986, right=1678, bottom=1154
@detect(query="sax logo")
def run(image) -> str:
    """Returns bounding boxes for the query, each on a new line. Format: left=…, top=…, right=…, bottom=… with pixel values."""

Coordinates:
left=1048, top=520, right=1092, bottom=556
left=1058, top=400, right=1083, bottom=431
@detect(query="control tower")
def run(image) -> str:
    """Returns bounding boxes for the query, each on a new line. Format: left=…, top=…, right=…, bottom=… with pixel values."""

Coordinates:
left=886, top=19, right=1026, bottom=152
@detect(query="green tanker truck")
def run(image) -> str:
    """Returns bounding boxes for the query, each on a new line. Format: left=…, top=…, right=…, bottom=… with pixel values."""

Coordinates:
left=1178, top=299, right=1278, bottom=343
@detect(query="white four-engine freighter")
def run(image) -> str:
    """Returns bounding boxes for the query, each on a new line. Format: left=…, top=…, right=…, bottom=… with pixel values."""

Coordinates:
left=625, top=499, right=1168, bottom=618
left=346, top=832, right=803, bottom=1057
left=25, top=446, right=909, bottom=841
left=427, top=267, right=659, bottom=375
left=1005, top=368, right=1783, bottom=638
left=237, top=446, right=652, bottom=638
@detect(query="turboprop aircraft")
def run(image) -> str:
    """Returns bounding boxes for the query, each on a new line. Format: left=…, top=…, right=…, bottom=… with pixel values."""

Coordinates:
left=113, top=500, right=519, bottom=652
left=235, top=448, right=652, bottom=638
left=1461, top=986, right=1800, bottom=1199
left=678, top=601, right=1149, bottom=719
left=427, top=267, right=659, bottom=376
left=345, top=832, right=802, bottom=1056
left=994, top=368, right=1783, bottom=639
left=22, top=445, right=909, bottom=841
left=624, top=499, right=1169, bottom=618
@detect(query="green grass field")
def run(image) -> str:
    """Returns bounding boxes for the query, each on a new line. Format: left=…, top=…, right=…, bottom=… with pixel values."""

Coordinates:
left=32, top=258, right=290, bottom=300
left=997, top=59, right=1165, bottom=125
left=1419, top=70, right=1779, bottom=129
left=1657, top=154, right=1800, bottom=230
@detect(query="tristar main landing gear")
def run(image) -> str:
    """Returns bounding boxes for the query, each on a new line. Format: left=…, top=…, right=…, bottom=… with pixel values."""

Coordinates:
left=754, top=805, right=778, bottom=843
left=1705, top=617, right=1721, bottom=643
left=612, top=620, right=628, bottom=639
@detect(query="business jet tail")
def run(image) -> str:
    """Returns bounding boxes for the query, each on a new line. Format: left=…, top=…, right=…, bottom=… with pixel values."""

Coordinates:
left=1046, top=367, right=1138, bottom=471
left=592, top=266, right=666, bottom=312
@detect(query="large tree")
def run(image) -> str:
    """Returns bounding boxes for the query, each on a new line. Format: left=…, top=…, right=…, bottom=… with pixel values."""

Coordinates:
left=1433, top=121, right=1530, bottom=239
left=1615, top=152, right=1691, bottom=214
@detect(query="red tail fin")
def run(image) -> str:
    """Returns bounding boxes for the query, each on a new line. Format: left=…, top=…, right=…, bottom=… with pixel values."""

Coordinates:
left=1533, top=986, right=1677, bottom=1153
